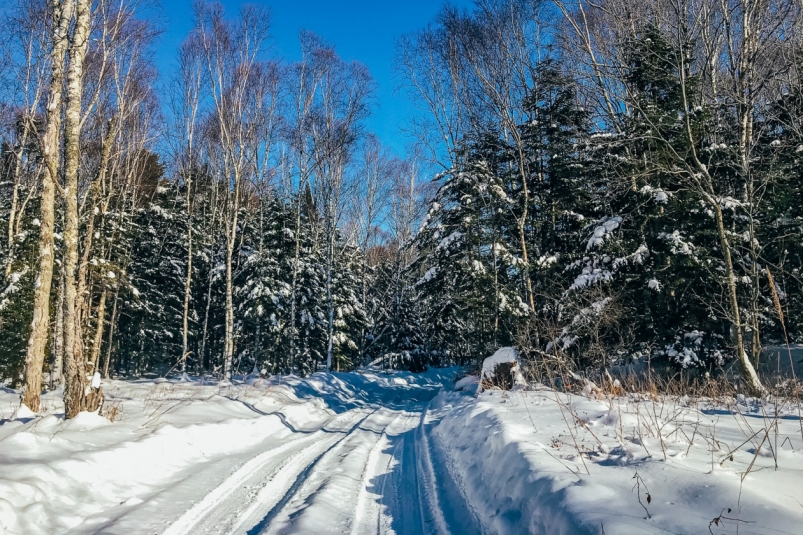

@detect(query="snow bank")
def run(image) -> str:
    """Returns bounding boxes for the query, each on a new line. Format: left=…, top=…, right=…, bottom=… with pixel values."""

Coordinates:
left=431, top=387, right=803, bottom=534
left=453, top=375, right=480, bottom=393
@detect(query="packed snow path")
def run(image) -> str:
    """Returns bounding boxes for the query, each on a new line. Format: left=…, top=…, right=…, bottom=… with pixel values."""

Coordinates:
left=0, top=369, right=481, bottom=535
left=161, top=391, right=478, bottom=535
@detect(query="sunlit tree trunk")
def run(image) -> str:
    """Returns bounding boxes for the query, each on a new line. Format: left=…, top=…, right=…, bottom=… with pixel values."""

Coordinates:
left=22, top=0, right=74, bottom=412
left=62, top=0, right=98, bottom=418
left=89, top=288, right=107, bottom=373
left=102, top=287, right=119, bottom=378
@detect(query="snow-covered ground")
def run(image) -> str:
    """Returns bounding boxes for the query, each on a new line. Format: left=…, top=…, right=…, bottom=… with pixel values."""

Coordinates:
left=436, top=384, right=803, bottom=534
left=1, top=368, right=802, bottom=534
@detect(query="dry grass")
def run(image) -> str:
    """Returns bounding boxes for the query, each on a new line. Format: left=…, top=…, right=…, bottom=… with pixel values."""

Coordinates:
left=510, top=358, right=803, bottom=531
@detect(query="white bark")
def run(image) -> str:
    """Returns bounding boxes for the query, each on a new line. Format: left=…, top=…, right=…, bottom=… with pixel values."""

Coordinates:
left=22, top=0, right=74, bottom=412
left=62, top=0, right=95, bottom=419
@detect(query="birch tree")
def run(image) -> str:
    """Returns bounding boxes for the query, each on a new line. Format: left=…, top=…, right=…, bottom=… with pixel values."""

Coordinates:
left=21, top=0, right=74, bottom=412
left=194, top=2, right=271, bottom=378
left=61, top=0, right=97, bottom=418
left=307, top=44, right=373, bottom=371
left=170, top=34, right=204, bottom=371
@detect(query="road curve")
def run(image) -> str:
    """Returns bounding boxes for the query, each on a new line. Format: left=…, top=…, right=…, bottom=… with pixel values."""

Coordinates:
left=161, top=386, right=479, bottom=535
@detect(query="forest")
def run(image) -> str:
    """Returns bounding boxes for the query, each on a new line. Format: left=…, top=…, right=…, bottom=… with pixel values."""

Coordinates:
left=2, top=0, right=802, bottom=418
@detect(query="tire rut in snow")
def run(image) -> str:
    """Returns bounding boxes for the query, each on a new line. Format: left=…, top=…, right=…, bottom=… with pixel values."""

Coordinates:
left=163, top=391, right=482, bottom=535
left=252, top=408, right=406, bottom=535
left=349, top=410, right=421, bottom=535
left=401, top=400, right=481, bottom=535
left=162, top=409, right=375, bottom=535
left=419, top=402, right=483, bottom=535
left=257, top=401, right=481, bottom=535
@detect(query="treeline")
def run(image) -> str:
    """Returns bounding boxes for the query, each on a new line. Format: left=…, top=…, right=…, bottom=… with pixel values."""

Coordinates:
left=396, top=0, right=803, bottom=394
left=2, top=0, right=803, bottom=415
left=0, top=0, right=435, bottom=416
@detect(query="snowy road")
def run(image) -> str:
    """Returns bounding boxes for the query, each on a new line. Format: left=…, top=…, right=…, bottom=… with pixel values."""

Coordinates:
left=157, top=381, right=480, bottom=535
left=0, top=369, right=488, bottom=535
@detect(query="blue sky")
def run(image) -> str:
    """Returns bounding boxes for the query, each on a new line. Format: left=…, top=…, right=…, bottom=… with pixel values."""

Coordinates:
left=154, top=0, right=475, bottom=157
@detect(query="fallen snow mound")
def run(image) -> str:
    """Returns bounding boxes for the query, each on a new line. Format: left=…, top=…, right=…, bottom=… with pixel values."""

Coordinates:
left=480, top=347, right=527, bottom=389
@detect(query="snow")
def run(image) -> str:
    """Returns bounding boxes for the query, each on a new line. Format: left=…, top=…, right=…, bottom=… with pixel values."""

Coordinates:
left=660, top=230, right=694, bottom=255
left=481, top=347, right=519, bottom=379
left=639, top=186, right=670, bottom=204
left=480, top=347, right=527, bottom=389
left=536, top=254, right=558, bottom=267
left=436, top=231, right=462, bottom=251
left=453, top=375, right=480, bottom=393
left=1, top=368, right=802, bottom=535
left=0, top=269, right=29, bottom=312
left=569, top=266, right=612, bottom=290
left=431, top=386, right=803, bottom=534
left=0, top=369, right=454, bottom=535
left=418, top=266, right=438, bottom=284
left=586, top=216, right=622, bottom=250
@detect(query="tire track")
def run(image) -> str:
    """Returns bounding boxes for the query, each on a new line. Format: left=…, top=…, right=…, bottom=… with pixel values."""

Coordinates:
left=255, top=408, right=406, bottom=535
left=349, top=410, right=420, bottom=535
left=162, top=381, right=481, bottom=535
left=163, top=409, right=375, bottom=535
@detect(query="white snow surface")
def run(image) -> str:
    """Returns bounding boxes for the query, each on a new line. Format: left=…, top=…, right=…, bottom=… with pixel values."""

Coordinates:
left=431, top=385, right=803, bottom=534
left=586, top=216, right=622, bottom=250
left=1, top=369, right=803, bottom=534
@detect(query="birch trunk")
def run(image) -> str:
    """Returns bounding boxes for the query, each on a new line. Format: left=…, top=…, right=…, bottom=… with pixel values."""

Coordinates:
left=75, top=118, right=116, bottom=333
left=288, top=189, right=302, bottom=371
left=713, top=204, right=763, bottom=395
left=62, top=0, right=98, bottom=418
left=200, top=266, right=214, bottom=373
left=325, top=221, right=334, bottom=371
left=4, top=121, right=32, bottom=280
left=182, top=197, right=192, bottom=371
left=102, top=288, right=119, bottom=378
left=22, top=0, right=74, bottom=412
left=89, top=288, right=107, bottom=373
left=223, top=236, right=235, bottom=378
left=50, top=272, right=65, bottom=388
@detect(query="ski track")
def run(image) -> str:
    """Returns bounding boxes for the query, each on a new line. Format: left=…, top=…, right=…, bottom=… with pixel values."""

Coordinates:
left=162, top=409, right=373, bottom=535
left=162, top=396, right=478, bottom=535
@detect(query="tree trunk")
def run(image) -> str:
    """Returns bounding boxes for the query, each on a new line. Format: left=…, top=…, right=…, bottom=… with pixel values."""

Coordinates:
left=325, top=225, right=335, bottom=371
left=50, top=272, right=65, bottom=388
left=102, top=288, right=119, bottom=378
left=4, top=120, right=32, bottom=280
left=89, top=288, right=107, bottom=374
left=22, top=0, right=74, bottom=412
left=713, top=204, right=763, bottom=395
left=200, top=265, right=214, bottom=372
left=75, top=118, right=116, bottom=333
left=223, top=240, right=235, bottom=378
left=182, top=201, right=192, bottom=372
left=62, top=0, right=99, bottom=419
left=288, top=189, right=303, bottom=372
